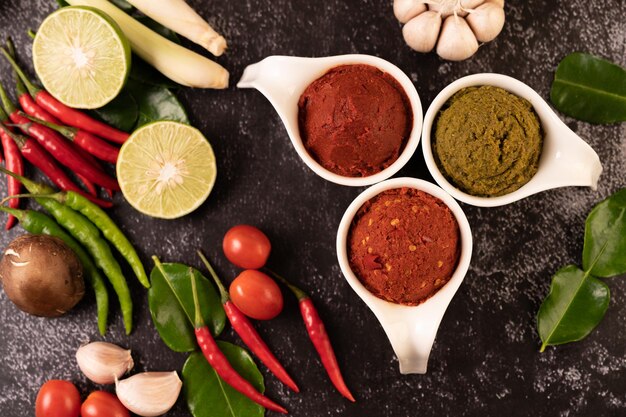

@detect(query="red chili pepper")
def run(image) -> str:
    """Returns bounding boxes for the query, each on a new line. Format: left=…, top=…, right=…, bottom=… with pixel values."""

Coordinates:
left=0, top=111, right=22, bottom=230
left=0, top=123, right=112, bottom=208
left=184, top=266, right=288, bottom=414
left=270, top=271, right=355, bottom=402
left=14, top=83, right=103, bottom=196
left=0, top=84, right=120, bottom=191
left=2, top=51, right=129, bottom=144
left=71, top=144, right=106, bottom=196
left=15, top=74, right=60, bottom=125
left=22, top=114, right=119, bottom=164
left=11, top=116, right=120, bottom=191
left=198, top=251, right=300, bottom=393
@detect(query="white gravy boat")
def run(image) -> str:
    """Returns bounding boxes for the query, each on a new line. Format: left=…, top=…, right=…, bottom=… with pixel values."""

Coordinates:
left=336, top=177, right=473, bottom=374
left=237, top=55, right=423, bottom=187
left=422, top=73, right=603, bottom=207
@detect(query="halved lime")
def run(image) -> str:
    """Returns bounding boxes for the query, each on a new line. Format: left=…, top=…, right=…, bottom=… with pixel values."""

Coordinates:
left=33, top=6, right=131, bottom=109
left=117, top=121, right=217, bottom=219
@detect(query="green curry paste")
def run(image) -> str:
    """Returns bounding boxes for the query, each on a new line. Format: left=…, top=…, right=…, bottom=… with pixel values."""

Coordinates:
left=433, top=86, right=543, bottom=197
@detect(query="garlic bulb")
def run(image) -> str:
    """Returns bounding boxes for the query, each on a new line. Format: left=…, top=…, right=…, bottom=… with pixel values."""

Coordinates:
left=116, top=371, right=182, bottom=417
left=76, top=342, right=134, bottom=385
left=394, top=0, right=506, bottom=61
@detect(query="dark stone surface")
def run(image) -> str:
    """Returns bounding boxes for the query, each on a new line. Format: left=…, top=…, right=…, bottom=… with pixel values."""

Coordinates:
left=1, top=0, right=625, bottom=416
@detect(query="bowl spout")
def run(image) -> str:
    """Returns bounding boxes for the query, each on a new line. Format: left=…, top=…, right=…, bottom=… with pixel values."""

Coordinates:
left=531, top=120, right=603, bottom=192
left=375, top=308, right=444, bottom=374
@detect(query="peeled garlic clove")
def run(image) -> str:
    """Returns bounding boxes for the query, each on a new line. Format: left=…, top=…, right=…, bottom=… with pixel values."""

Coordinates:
left=394, top=0, right=427, bottom=24
left=490, top=0, right=505, bottom=7
left=116, top=371, right=182, bottom=417
left=436, top=16, right=479, bottom=61
left=76, top=341, right=134, bottom=385
left=403, top=11, right=442, bottom=53
left=467, top=2, right=505, bottom=42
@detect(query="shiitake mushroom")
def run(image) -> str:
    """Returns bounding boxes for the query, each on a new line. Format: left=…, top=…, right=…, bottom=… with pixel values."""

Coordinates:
left=0, top=234, right=85, bottom=317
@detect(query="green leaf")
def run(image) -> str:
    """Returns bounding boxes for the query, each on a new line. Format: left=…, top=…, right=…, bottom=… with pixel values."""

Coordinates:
left=148, top=263, right=225, bottom=352
left=550, top=53, right=626, bottom=124
left=583, top=189, right=626, bottom=277
left=127, top=80, right=189, bottom=127
left=537, top=265, right=610, bottom=351
left=91, top=90, right=138, bottom=132
left=183, top=342, right=265, bottom=417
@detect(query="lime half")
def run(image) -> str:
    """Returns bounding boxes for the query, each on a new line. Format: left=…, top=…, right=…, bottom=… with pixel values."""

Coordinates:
left=33, top=6, right=131, bottom=109
left=117, top=121, right=217, bottom=219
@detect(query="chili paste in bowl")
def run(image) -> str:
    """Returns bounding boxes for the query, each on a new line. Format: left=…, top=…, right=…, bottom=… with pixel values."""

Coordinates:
left=336, top=178, right=472, bottom=374
left=347, top=187, right=460, bottom=305
left=298, top=64, right=413, bottom=178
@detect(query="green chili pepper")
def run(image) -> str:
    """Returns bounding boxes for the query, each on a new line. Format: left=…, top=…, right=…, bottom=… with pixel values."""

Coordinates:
left=0, top=206, right=109, bottom=335
left=0, top=167, right=133, bottom=334
left=5, top=191, right=150, bottom=288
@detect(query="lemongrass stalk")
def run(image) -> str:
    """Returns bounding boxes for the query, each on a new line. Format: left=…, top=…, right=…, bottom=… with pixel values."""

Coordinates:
left=126, top=0, right=227, bottom=56
left=66, top=0, right=229, bottom=89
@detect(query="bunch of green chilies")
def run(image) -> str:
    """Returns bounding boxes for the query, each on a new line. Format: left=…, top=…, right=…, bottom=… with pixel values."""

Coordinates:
left=0, top=167, right=149, bottom=335
left=0, top=41, right=146, bottom=335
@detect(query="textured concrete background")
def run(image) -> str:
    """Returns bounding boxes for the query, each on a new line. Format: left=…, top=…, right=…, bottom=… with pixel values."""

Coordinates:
left=0, top=0, right=625, bottom=416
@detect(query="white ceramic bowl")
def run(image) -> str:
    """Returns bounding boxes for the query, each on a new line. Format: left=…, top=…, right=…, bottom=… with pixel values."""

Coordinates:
left=336, top=177, right=473, bottom=374
left=238, top=55, right=423, bottom=187
left=422, top=73, right=602, bottom=207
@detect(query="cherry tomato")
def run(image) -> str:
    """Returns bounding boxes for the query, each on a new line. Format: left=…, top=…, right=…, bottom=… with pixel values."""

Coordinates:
left=35, top=380, right=81, bottom=417
left=223, top=225, right=271, bottom=269
left=81, top=391, right=129, bottom=417
left=230, top=270, right=283, bottom=320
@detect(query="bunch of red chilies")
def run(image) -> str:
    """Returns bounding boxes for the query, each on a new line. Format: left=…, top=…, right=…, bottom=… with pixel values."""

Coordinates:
left=0, top=41, right=126, bottom=230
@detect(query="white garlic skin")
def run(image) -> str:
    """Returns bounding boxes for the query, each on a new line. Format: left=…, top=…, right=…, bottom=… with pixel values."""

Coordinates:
left=467, top=1, right=506, bottom=42
left=76, top=341, right=134, bottom=385
left=436, top=15, right=479, bottom=61
left=116, top=371, right=182, bottom=417
left=403, top=11, right=442, bottom=53
left=393, top=0, right=427, bottom=24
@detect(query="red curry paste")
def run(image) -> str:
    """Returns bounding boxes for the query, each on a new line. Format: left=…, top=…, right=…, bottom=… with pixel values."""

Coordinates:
left=298, top=64, right=413, bottom=177
left=348, top=188, right=460, bottom=305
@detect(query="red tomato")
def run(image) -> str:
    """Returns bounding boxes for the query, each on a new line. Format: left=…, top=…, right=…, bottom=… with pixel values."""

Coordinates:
left=223, top=225, right=271, bottom=269
left=230, top=270, right=283, bottom=320
left=81, top=391, right=129, bottom=417
left=35, top=380, right=81, bottom=417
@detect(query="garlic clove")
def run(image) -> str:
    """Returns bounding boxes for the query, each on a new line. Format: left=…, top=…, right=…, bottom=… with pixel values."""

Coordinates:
left=76, top=341, right=134, bottom=385
left=466, top=2, right=506, bottom=42
left=403, top=11, right=442, bottom=53
left=489, top=0, right=505, bottom=8
left=394, top=0, right=427, bottom=24
left=116, top=371, right=182, bottom=417
left=436, top=15, right=479, bottom=61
